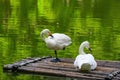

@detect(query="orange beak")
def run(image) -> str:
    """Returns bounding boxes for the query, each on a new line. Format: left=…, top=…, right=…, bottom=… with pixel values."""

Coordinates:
left=48, top=32, right=54, bottom=38
left=48, top=32, right=51, bottom=36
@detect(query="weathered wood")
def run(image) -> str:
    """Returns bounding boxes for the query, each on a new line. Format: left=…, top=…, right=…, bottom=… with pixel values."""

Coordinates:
left=97, top=60, right=120, bottom=68
left=3, top=56, right=52, bottom=71
left=3, top=56, right=120, bottom=80
left=18, top=66, right=104, bottom=80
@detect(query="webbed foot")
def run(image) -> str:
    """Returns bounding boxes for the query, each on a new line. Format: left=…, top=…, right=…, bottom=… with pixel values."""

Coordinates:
left=50, top=58, right=61, bottom=62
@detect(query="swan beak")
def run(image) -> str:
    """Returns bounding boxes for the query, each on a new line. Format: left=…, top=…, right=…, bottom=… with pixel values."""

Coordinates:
left=48, top=32, right=54, bottom=38
left=49, top=34, right=54, bottom=38
left=89, top=48, right=92, bottom=53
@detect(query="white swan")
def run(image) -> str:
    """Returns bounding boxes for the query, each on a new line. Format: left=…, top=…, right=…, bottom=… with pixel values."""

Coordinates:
left=40, top=29, right=72, bottom=62
left=74, top=41, right=97, bottom=72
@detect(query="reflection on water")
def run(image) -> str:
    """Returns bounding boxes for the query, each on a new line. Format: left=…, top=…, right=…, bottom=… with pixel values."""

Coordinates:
left=0, top=0, right=120, bottom=80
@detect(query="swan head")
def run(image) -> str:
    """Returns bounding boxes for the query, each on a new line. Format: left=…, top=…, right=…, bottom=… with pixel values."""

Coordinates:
left=79, top=41, right=92, bottom=53
left=82, top=41, right=90, bottom=48
left=40, top=29, right=53, bottom=40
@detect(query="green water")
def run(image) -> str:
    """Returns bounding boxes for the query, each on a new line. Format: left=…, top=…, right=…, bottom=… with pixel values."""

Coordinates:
left=0, top=0, right=120, bottom=80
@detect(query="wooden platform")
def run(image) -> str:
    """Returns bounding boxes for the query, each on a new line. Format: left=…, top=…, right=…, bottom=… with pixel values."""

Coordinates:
left=3, top=56, right=120, bottom=80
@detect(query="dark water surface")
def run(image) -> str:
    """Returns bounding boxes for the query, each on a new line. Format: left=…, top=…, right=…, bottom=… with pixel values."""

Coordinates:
left=0, top=0, right=120, bottom=80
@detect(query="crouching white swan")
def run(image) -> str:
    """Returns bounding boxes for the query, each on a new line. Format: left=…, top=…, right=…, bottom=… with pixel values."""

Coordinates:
left=40, top=29, right=72, bottom=62
left=74, top=41, right=97, bottom=72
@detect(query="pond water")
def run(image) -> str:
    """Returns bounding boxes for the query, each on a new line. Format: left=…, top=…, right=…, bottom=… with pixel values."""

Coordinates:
left=0, top=0, right=120, bottom=80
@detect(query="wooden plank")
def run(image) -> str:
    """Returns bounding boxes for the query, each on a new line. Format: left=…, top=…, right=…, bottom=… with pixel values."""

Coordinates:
left=18, top=66, right=104, bottom=80
left=26, top=62, right=118, bottom=73
left=3, top=56, right=52, bottom=70
left=97, top=60, right=120, bottom=68
left=3, top=57, right=120, bottom=80
left=19, top=59, right=119, bottom=80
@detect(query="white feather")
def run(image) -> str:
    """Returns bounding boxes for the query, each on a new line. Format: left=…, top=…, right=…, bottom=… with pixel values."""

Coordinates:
left=46, top=33, right=71, bottom=50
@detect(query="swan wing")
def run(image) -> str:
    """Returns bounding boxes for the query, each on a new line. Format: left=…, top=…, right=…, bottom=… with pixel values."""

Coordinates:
left=46, top=33, right=71, bottom=50
left=85, top=54, right=97, bottom=70
left=74, top=55, right=86, bottom=69
left=74, top=54, right=97, bottom=70
left=50, top=33, right=71, bottom=46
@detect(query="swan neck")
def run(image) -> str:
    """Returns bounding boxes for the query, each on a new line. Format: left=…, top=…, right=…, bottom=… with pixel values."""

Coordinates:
left=79, top=45, right=86, bottom=55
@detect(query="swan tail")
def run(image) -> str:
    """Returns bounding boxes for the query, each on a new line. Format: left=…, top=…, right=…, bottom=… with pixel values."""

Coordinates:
left=80, top=63, right=91, bottom=73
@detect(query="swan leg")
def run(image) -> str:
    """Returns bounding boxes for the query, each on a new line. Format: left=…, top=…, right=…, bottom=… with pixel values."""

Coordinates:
left=63, top=47, right=65, bottom=50
left=50, top=50, right=61, bottom=62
